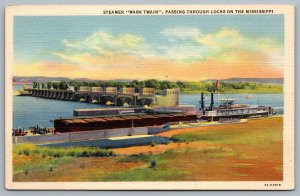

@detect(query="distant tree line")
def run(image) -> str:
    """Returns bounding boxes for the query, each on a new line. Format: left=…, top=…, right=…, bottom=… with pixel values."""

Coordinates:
left=32, top=80, right=283, bottom=94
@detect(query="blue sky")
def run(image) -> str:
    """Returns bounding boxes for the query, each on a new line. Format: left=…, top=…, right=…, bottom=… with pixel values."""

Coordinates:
left=13, top=15, right=284, bottom=80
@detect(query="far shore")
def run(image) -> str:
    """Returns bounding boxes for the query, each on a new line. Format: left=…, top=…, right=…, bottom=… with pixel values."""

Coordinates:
left=13, top=88, right=283, bottom=95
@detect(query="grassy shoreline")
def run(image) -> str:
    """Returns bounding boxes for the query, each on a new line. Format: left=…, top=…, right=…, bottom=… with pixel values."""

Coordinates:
left=13, top=117, right=283, bottom=181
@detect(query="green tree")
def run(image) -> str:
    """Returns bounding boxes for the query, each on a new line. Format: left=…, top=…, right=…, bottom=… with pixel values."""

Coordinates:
left=145, top=79, right=160, bottom=89
left=115, top=82, right=125, bottom=88
left=176, top=80, right=185, bottom=89
left=104, top=81, right=114, bottom=87
left=130, top=80, right=139, bottom=87
left=138, top=81, right=145, bottom=88
left=137, top=81, right=146, bottom=93
left=129, top=80, right=140, bottom=92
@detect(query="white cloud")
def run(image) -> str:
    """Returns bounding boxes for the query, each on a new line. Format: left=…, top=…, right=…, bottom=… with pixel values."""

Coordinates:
left=160, top=27, right=283, bottom=63
left=55, top=31, right=156, bottom=64
left=53, top=28, right=283, bottom=66
left=196, top=27, right=282, bottom=55
left=161, top=27, right=200, bottom=41
left=159, top=27, right=205, bottom=60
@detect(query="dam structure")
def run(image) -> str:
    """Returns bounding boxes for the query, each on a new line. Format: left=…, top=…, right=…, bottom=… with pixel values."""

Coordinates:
left=26, top=84, right=180, bottom=107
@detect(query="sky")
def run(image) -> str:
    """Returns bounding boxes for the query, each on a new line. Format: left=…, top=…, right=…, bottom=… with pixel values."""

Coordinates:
left=13, top=15, right=284, bottom=81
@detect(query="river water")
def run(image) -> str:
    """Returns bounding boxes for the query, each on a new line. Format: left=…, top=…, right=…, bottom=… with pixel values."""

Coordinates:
left=13, top=85, right=284, bottom=129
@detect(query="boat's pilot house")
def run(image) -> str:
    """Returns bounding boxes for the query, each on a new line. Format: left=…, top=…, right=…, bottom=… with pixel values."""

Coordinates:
left=219, top=99, right=237, bottom=108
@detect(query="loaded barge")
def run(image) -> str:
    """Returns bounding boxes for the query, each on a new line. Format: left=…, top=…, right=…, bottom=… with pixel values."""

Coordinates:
left=54, top=113, right=197, bottom=133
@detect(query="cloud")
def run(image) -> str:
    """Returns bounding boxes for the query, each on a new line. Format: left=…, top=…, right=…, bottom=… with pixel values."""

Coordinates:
left=159, top=27, right=207, bottom=61
left=54, top=31, right=156, bottom=65
left=161, top=27, right=200, bottom=41
left=14, top=28, right=284, bottom=80
left=55, top=28, right=283, bottom=64
left=159, top=27, right=283, bottom=64
left=197, top=28, right=283, bottom=65
left=62, top=32, right=145, bottom=51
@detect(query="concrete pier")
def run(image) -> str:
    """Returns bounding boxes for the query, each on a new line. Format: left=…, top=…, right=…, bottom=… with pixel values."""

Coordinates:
left=28, top=87, right=179, bottom=108
left=29, top=89, right=154, bottom=107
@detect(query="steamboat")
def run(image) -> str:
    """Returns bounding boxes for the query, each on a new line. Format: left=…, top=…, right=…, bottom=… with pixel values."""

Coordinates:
left=199, top=93, right=276, bottom=121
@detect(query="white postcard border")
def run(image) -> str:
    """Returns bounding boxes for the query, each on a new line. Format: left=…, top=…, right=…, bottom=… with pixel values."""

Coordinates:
left=5, top=4, right=295, bottom=190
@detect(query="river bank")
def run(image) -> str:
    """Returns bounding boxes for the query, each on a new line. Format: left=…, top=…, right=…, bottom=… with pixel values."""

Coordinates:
left=13, top=117, right=282, bottom=181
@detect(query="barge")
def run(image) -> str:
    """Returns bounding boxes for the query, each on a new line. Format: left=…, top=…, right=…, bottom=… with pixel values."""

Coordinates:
left=54, top=113, right=197, bottom=133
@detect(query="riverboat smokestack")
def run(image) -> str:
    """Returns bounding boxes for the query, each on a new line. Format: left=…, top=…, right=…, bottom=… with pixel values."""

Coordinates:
left=210, top=93, right=214, bottom=111
left=200, top=93, right=205, bottom=114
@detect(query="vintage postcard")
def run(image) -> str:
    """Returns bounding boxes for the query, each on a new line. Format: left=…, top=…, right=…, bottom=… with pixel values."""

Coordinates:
left=5, top=5, right=294, bottom=190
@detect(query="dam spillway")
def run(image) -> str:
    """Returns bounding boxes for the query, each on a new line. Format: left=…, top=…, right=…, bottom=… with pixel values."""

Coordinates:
left=28, top=88, right=155, bottom=107
left=25, top=87, right=180, bottom=108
